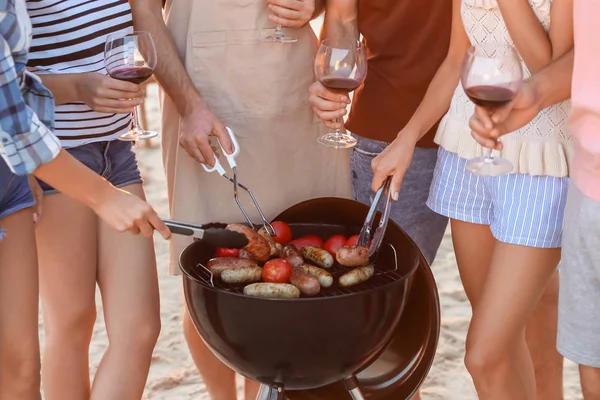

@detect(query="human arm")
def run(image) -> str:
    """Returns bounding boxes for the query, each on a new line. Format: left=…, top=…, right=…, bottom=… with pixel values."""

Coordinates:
left=128, top=0, right=231, bottom=165
left=499, top=0, right=573, bottom=74
left=469, top=49, right=573, bottom=149
left=370, top=0, right=470, bottom=197
left=35, top=73, right=144, bottom=113
left=267, top=0, right=325, bottom=29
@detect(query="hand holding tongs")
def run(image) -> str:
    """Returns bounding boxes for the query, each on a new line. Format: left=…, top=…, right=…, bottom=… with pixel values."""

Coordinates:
left=358, top=177, right=393, bottom=260
left=202, top=127, right=276, bottom=235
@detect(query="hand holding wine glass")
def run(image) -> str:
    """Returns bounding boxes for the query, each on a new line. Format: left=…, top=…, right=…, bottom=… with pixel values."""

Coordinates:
left=461, top=43, right=523, bottom=176
left=314, top=38, right=367, bottom=148
left=104, top=31, right=157, bottom=141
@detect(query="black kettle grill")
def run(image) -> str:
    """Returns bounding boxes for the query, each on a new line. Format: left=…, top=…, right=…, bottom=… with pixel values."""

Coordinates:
left=179, top=198, right=441, bottom=399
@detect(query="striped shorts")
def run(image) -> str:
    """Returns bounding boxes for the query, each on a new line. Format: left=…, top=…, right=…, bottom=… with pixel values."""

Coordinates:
left=426, top=148, right=569, bottom=248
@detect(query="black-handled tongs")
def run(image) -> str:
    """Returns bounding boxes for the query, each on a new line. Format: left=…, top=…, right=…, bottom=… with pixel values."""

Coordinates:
left=163, top=219, right=249, bottom=248
left=357, top=177, right=393, bottom=260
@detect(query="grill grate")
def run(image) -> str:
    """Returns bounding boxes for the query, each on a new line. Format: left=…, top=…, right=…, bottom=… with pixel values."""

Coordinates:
left=187, top=243, right=409, bottom=298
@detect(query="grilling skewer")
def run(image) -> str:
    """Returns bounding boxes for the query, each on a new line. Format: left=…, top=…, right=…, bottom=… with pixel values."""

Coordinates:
left=357, top=176, right=393, bottom=261
left=202, top=127, right=276, bottom=236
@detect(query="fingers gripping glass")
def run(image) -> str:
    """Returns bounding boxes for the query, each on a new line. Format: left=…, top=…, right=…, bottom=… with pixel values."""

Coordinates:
left=105, top=32, right=158, bottom=141
left=461, top=44, right=523, bottom=176
left=314, top=39, right=367, bottom=149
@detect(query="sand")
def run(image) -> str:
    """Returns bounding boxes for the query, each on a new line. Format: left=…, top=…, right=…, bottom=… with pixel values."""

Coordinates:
left=37, top=18, right=584, bottom=400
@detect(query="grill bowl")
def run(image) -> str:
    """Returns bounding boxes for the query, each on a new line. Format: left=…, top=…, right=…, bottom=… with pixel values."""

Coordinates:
left=180, top=197, right=435, bottom=393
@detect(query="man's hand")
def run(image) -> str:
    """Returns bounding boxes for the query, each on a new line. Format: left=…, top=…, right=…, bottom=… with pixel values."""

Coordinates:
left=469, top=80, right=541, bottom=150
left=179, top=106, right=232, bottom=166
left=371, top=135, right=416, bottom=201
left=308, top=81, right=351, bottom=129
left=267, top=0, right=316, bottom=28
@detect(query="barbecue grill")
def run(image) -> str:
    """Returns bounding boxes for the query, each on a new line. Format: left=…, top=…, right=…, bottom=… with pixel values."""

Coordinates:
left=180, top=197, right=441, bottom=399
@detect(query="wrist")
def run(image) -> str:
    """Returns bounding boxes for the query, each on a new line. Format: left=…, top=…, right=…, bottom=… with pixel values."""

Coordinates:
left=397, top=123, right=423, bottom=145
left=180, top=93, right=209, bottom=119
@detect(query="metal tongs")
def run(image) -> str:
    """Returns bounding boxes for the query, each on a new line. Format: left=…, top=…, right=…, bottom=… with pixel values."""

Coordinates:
left=357, top=177, right=393, bottom=260
left=202, top=127, right=276, bottom=235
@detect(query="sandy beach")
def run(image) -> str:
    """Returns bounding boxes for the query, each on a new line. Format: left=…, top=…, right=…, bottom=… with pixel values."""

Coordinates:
left=37, top=20, right=584, bottom=400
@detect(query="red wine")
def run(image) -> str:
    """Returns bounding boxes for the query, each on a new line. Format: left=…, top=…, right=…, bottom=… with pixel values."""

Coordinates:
left=110, top=66, right=154, bottom=84
left=321, top=77, right=361, bottom=93
left=465, top=85, right=516, bottom=109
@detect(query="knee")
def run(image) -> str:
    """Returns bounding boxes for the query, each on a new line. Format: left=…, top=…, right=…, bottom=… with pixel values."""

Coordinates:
left=581, top=367, right=600, bottom=400
left=112, top=314, right=161, bottom=355
left=464, top=339, right=506, bottom=383
left=0, top=342, right=41, bottom=395
left=45, top=303, right=97, bottom=346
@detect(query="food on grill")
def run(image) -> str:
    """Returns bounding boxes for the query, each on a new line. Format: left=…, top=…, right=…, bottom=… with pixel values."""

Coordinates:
left=336, top=245, right=369, bottom=267
left=258, top=227, right=282, bottom=257
left=299, top=265, right=333, bottom=288
left=243, top=283, right=301, bottom=298
left=221, top=266, right=263, bottom=284
left=215, top=247, right=240, bottom=258
left=207, top=257, right=258, bottom=277
left=262, top=259, right=292, bottom=283
left=339, top=265, right=375, bottom=287
left=323, top=234, right=347, bottom=257
left=270, top=221, right=293, bottom=245
left=289, top=234, right=324, bottom=250
left=346, top=235, right=360, bottom=247
left=238, top=249, right=254, bottom=260
left=280, top=244, right=304, bottom=268
left=301, top=246, right=334, bottom=269
left=226, top=224, right=271, bottom=262
left=290, top=267, right=321, bottom=296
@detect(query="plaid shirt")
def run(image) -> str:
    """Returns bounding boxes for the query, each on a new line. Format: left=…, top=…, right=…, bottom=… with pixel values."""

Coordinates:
left=0, top=0, right=60, bottom=176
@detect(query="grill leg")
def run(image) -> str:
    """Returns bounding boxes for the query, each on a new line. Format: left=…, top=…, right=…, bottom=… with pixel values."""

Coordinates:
left=344, top=376, right=366, bottom=400
left=255, top=384, right=284, bottom=400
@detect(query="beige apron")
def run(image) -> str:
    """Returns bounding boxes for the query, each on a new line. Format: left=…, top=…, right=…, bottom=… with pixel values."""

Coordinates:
left=161, top=0, right=351, bottom=274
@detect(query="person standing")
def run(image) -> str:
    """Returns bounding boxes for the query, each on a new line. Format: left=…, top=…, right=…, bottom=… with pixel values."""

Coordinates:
left=130, top=0, right=351, bottom=399
left=309, top=0, right=565, bottom=398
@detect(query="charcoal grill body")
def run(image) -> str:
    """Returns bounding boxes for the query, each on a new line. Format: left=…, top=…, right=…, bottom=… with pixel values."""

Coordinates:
left=180, top=198, right=440, bottom=397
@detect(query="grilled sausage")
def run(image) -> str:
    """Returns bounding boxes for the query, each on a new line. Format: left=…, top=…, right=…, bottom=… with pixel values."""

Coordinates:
left=243, top=283, right=300, bottom=298
left=301, top=246, right=334, bottom=269
left=280, top=244, right=304, bottom=268
left=339, top=265, right=374, bottom=287
left=226, top=224, right=271, bottom=262
left=299, top=265, right=333, bottom=288
left=221, top=266, right=263, bottom=284
left=238, top=249, right=255, bottom=260
left=336, top=245, right=369, bottom=267
left=290, top=267, right=320, bottom=297
left=258, top=227, right=282, bottom=258
left=207, top=257, right=257, bottom=277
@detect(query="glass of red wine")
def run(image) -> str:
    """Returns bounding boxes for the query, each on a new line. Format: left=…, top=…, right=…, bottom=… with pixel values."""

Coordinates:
left=314, top=38, right=367, bottom=148
left=461, top=43, right=523, bottom=176
left=104, top=31, right=157, bottom=141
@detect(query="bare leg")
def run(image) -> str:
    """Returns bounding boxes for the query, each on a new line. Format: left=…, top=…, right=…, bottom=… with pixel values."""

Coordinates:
left=0, top=209, right=41, bottom=400
left=580, top=365, right=600, bottom=399
left=464, top=243, right=560, bottom=400
left=36, top=194, right=98, bottom=400
left=244, top=378, right=260, bottom=400
left=182, top=309, right=238, bottom=400
left=90, top=184, right=160, bottom=400
left=526, top=271, right=563, bottom=400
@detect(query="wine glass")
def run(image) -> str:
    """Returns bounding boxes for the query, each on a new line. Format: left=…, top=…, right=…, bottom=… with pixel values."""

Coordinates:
left=461, top=43, right=523, bottom=176
left=263, top=24, right=297, bottom=43
left=104, top=31, right=158, bottom=141
left=314, top=38, right=367, bottom=148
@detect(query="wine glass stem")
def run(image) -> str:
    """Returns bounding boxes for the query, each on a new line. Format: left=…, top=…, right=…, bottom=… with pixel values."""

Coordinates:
left=131, top=106, right=141, bottom=131
left=333, top=117, right=343, bottom=137
left=484, top=147, right=494, bottom=163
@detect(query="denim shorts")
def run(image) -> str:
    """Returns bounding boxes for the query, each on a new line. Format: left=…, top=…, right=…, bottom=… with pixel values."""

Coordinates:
left=38, top=140, right=143, bottom=194
left=0, top=159, right=35, bottom=220
left=427, top=148, right=568, bottom=248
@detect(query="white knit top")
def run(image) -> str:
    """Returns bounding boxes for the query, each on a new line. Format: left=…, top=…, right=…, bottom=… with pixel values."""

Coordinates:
left=435, top=0, right=572, bottom=177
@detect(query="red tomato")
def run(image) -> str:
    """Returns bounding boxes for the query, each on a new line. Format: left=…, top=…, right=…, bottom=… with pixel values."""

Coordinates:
left=324, top=234, right=347, bottom=257
left=215, top=247, right=239, bottom=257
left=271, top=221, right=293, bottom=245
left=289, top=235, right=324, bottom=250
left=262, top=259, right=292, bottom=283
left=346, top=235, right=360, bottom=247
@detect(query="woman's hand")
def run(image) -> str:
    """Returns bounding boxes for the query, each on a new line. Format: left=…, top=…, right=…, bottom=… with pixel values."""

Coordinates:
left=308, top=81, right=350, bottom=129
left=91, top=186, right=172, bottom=239
left=75, top=73, right=145, bottom=114
left=371, top=135, right=417, bottom=200
left=267, top=0, right=316, bottom=28
left=27, top=175, right=44, bottom=225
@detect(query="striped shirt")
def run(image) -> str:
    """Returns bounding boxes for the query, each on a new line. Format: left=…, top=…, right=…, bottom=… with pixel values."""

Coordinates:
left=26, top=0, right=134, bottom=148
left=0, top=0, right=61, bottom=176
